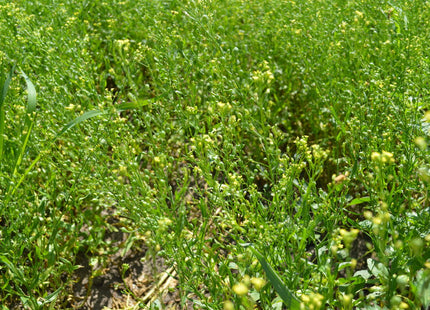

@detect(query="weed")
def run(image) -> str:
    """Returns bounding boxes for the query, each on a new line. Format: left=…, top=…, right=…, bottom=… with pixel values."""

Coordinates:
left=1, top=0, right=430, bottom=309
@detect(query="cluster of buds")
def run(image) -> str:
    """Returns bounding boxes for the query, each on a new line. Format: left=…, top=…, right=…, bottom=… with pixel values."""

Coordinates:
left=371, top=151, right=395, bottom=164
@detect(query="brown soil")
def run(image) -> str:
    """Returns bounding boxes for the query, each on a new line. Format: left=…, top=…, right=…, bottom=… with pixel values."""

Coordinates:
left=68, top=210, right=193, bottom=310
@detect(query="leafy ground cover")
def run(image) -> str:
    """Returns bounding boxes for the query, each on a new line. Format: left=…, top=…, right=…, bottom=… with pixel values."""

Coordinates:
left=1, top=0, right=430, bottom=309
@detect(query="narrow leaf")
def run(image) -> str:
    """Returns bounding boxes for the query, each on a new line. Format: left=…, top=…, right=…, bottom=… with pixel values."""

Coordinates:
left=13, top=121, right=34, bottom=176
left=348, top=196, right=370, bottom=206
left=20, top=70, right=36, bottom=114
left=40, top=287, right=62, bottom=305
left=416, top=270, right=430, bottom=307
left=9, top=70, right=37, bottom=176
left=0, top=108, right=5, bottom=161
left=5, top=153, right=41, bottom=203
left=250, top=247, right=301, bottom=309
left=54, top=109, right=105, bottom=140
left=115, top=99, right=149, bottom=111
left=5, top=109, right=104, bottom=204
left=0, top=255, right=25, bottom=283
left=0, top=65, right=15, bottom=161
left=0, top=64, right=15, bottom=106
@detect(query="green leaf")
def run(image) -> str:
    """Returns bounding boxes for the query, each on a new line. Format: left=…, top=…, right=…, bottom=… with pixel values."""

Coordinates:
left=348, top=196, right=371, bottom=206
left=38, top=287, right=62, bottom=306
left=415, top=269, right=430, bottom=307
left=354, top=269, right=372, bottom=280
left=367, top=258, right=389, bottom=283
left=0, top=64, right=15, bottom=106
left=54, top=109, right=105, bottom=140
left=0, top=255, right=25, bottom=284
left=12, top=120, right=34, bottom=176
left=115, top=99, right=150, bottom=111
left=10, top=71, right=37, bottom=176
left=0, top=64, right=15, bottom=161
left=338, top=261, right=353, bottom=270
left=20, top=70, right=37, bottom=115
left=5, top=107, right=105, bottom=204
left=249, top=247, right=301, bottom=309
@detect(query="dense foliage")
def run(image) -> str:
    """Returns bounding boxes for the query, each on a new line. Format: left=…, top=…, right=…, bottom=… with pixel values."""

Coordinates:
left=1, top=0, right=429, bottom=309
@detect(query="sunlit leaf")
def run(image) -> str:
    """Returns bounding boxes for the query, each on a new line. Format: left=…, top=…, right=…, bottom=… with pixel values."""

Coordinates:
left=249, top=246, right=300, bottom=309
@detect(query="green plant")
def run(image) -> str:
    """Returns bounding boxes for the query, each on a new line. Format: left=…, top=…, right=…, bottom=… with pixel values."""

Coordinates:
left=1, top=0, right=430, bottom=309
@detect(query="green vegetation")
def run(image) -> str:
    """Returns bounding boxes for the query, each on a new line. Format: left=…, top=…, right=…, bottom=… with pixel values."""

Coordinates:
left=1, top=0, right=430, bottom=309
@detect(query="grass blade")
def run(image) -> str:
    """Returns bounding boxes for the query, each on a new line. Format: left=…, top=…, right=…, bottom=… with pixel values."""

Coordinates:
left=19, top=69, right=37, bottom=172
left=114, top=93, right=165, bottom=111
left=0, top=108, right=4, bottom=161
left=0, top=64, right=15, bottom=161
left=1, top=64, right=15, bottom=105
left=5, top=153, right=41, bottom=205
left=6, top=109, right=105, bottom=204
left=54, top=109, right=105, bottom=140
left=0, top=255, right=25, bottom=285
left=13, top=121, right=34, bottom=176
left=115, top=99, right=150, bottom=111
left=20, top=70, right=36, bottom=115
left=39, top=287, right=62, bottom=306
left=12, top=71, right=37, bottom=176
left=249, top=246, right=301, bottom=309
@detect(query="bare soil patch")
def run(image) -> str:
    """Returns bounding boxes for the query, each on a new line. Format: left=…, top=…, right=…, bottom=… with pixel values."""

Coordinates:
left=68, top=210, right=191, bottom=310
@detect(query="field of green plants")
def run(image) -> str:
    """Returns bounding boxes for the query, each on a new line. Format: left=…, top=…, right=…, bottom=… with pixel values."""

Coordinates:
left=1, top=0, right=430, bottom=309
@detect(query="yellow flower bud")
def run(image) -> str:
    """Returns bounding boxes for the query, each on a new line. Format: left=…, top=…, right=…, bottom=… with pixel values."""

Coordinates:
left=251, top=277, right=266, bottom=290
left=233, top=283, right=248, bottom=296
left=224, top=301, right=234, bottom=310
